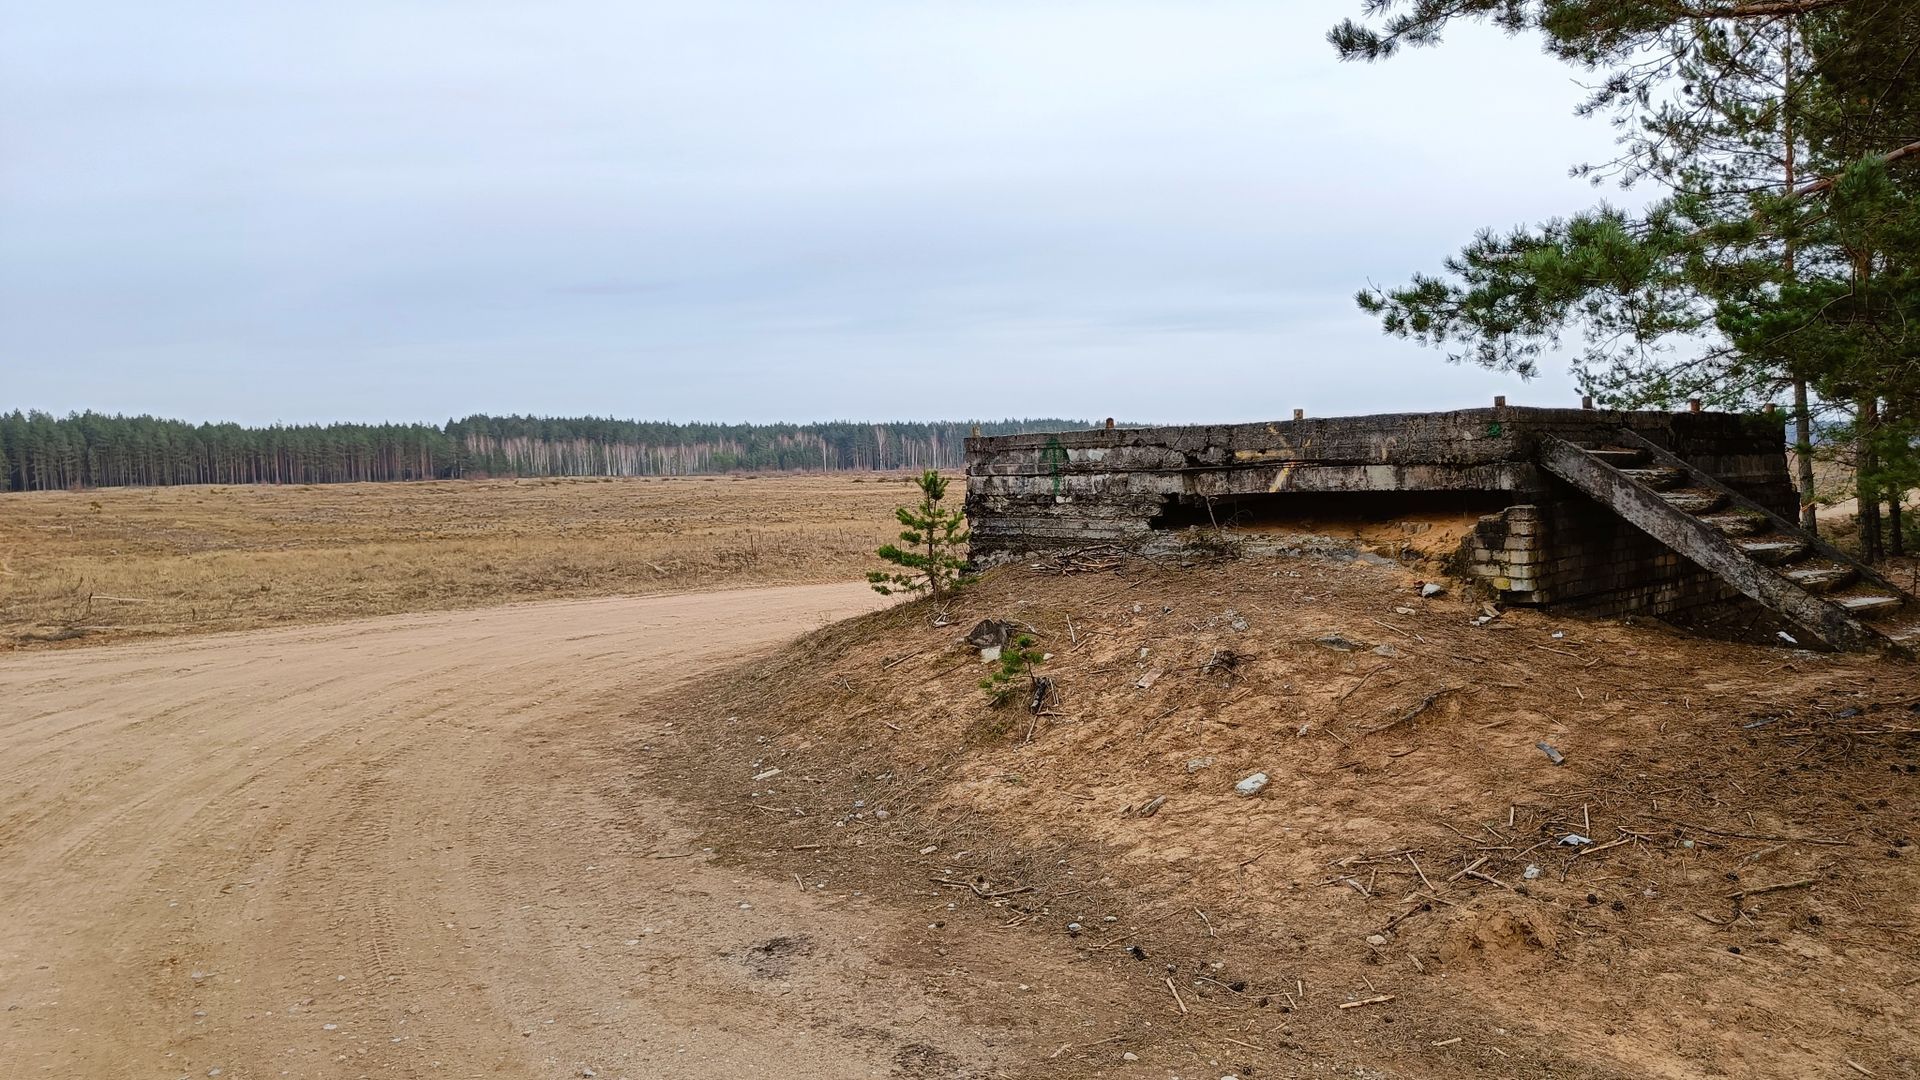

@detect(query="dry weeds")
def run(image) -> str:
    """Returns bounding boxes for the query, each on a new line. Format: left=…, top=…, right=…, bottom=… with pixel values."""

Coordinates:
left=0, top=474, right=917, bottom=649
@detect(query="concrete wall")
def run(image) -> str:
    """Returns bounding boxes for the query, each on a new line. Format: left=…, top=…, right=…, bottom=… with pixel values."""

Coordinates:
left=965, top=406, right=1794, bottom=621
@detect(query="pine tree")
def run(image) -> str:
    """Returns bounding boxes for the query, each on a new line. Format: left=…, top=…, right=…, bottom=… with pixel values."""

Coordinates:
left=868, top=470, right=973, bottom=601
left=979, top=631, right=1048, bottom=711
left=1333, top=0, right=1920, bottom=555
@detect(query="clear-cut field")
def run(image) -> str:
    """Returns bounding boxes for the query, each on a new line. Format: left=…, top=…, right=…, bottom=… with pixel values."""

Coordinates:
left=0, top=474, right=913, bottom=649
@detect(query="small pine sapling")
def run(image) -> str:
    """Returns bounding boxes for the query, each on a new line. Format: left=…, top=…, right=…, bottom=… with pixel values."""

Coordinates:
left=980, top=632, right=1047, bottom=709
left=868, top=469, right=974, bottom=601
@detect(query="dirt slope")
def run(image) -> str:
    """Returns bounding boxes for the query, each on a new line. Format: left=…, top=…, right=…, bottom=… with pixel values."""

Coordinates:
left=0, top=584, right=1146, bottom=1079
left=658, top=554, right=1920, bottom=1080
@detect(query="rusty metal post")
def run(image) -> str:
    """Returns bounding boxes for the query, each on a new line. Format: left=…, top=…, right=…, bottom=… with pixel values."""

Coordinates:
left=1688, top=398, right=1702, bottom=413
left=1581, top=395, right=1594, bottom=410
left=1292, top=408, right=1304, bottom=421
left=1493, top=396, right=1506, bottom=408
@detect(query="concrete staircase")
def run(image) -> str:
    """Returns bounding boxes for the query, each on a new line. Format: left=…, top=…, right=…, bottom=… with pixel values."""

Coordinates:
left=1538, top=431, right=1918, bottom=657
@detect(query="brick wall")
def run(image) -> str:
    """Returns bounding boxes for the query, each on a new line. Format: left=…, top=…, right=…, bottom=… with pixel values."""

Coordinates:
left=1460, top=499, right=1746, bottom=617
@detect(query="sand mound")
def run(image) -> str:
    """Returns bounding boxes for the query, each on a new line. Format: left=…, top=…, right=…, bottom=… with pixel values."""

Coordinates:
left=651, top=549, right=1920, bottom=1079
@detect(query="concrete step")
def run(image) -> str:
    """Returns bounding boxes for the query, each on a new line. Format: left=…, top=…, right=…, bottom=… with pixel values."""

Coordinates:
left=1539, top=432, right=1918, bottom=656
left=1586, top=447, right=1649, bottom=467
left=1836, top=593, right=1904, bottom=617
left=1662, top=489, right=1726, bottom=514
left=1784, top=563, right=1855, bottom=592
left=1885, top=621, right=1920, bottom=643
left=1619, top=467, right=1685, bottom=490
left=1698, top=511, right=1768, bottom=537
left=1738, top=538, right=1808, bottom=564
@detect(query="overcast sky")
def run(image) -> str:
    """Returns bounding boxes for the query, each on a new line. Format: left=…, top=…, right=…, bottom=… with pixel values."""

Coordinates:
left=1, top=1, right=1616, bottom=426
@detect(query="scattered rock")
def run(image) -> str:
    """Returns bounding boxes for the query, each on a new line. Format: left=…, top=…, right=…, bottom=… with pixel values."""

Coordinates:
left=1134, top=669, right=1163, bottom=690
left=1234, top=772, right=1270, bottom=797
left=1522, top=864, right=1542, bottom=879
left=1370, top=644, right=1402, bottom=659
left=964, top=619, right=1017, bottom=648
left=1559, top=833, right=1592, bottom=846
left=751, top=767, right=781, bottom=782
left=1365, top=934, right=1387, bottom=947
left=1123, top=1052, right=1139, bottom=1062
left=1419, top=582, right=1447, bottom=598
left=1393, top=606, right=1416, bottom=616
left=1186, top=756, right=1214, bottom=773
left=1536, top=742, right=1566, bottom=765
left=1138, top=794, right=1168, bottom=817
left=979, top=645, right=1002, bottom=663
left=1314, top=633, right=1363, bottom=651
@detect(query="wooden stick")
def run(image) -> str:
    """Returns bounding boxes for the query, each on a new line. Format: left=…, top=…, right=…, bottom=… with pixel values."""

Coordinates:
left=1406, top=853, right=1435, bottom=893
left=1338, top=994, right=1394, bottom=1009
left=1656, top=819, right=1850, bottom=846
left=1239, top=841, right=1282, bottom=867
left=1727, top=878, right=1817, bottom=901
left=1336, top=665, right=1391, bottom=702
left=1573, top=836, right=1634, bottom=858
left=1165, top=977, right=1188, bottom=1015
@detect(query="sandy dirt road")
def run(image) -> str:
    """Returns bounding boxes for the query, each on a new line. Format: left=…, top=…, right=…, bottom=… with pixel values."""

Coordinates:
left=0, top=584, right=1077, bottom=1079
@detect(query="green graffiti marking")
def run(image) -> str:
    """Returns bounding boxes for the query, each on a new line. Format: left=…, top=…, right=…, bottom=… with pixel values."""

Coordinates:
left=1042, top=437, right=1068, bottom=494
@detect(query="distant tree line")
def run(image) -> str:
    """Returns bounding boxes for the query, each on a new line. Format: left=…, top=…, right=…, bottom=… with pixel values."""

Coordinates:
left=0, top=411, right=1087, bottom=492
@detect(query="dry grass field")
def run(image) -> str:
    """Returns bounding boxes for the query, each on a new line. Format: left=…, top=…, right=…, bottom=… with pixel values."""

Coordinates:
left=0, top=474, right=918, bottom=649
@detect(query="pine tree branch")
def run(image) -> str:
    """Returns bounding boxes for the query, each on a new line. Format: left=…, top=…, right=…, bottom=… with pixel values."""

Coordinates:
left=1674, top=0, right=1851, bottom=16
left=1790, top=138, right=1920, bottom=198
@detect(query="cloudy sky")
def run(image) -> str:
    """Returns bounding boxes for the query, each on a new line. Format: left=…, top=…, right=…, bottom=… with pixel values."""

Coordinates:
left=1, top=1, right=1618, bottom=426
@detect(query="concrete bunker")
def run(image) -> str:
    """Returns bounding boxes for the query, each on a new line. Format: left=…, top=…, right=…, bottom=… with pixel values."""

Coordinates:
left=963, top=406, right=1917, bottom=654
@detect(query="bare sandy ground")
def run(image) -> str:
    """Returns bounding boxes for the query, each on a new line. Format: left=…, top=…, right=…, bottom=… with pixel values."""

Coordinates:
left=0, top=584, right=1062, bottom=1079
